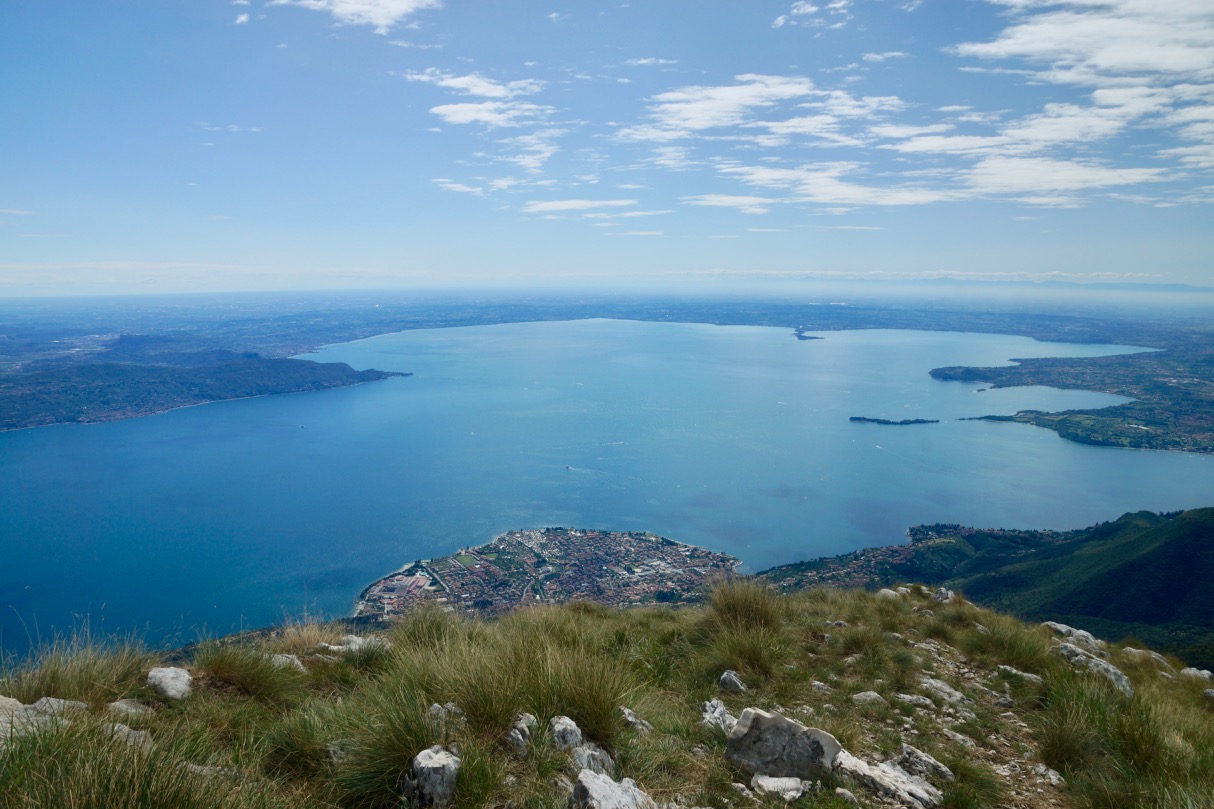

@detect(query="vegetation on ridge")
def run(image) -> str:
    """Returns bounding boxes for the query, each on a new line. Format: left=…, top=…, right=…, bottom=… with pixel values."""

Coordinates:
left=761, top=507, right=1214, bottom=669
left=3, top=582, right=1214, bottom=808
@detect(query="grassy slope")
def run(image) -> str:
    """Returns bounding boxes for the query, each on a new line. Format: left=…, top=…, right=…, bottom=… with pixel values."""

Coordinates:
left=762, top=508, right=1214, bottom=669
left=4, top=583, right=1214, bottom=808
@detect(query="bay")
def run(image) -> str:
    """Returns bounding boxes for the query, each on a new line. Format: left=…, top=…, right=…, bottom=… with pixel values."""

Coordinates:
left=2, top=319, right=1212, bottom=654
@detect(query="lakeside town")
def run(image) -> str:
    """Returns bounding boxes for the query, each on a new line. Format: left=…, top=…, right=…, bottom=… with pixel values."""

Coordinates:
left=355, top=527, right=740, bottom=619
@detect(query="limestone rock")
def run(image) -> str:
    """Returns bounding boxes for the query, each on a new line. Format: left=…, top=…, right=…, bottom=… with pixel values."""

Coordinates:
left=1204, top=689, right=1214, bottom=701
left=412, top=745, right=461, bottom=807
left=1042, top=622, right=1106, bottom=655
left=270, top=653, right=306, bottom=672
left=1032, top=763, right=1065, bottom=786
left=749, top=774, right=804, bottom=801
left=572, top=743, right=616, bottom=777
left=834, top=787, right=860, bottom=806
left=105, top=722, right=152, bottom=749
left=107, top=698, right=153, bottom=718
left=895, top=693, right=934, bottom=709
left=932, top=587, right=954, bottom=604
left=834, top=749, right=942, bottom=809
left=719, top=670, right=748, bottom=694
left=427, top=702, right=466, bottom=730
left=505, top=713, right=538, bottom=757
left=1180, top=667, right=1213, bottom=681
left=550, top=715, right=584, bottom=751
left=1055, top=643, right=1133, bottom=696
left=877, top=588, right=901, bottom=599
left=941, top=728, right=976, bottom=749
left=811, top=680, right=834, bottom=694
left=28, top=696, right=88, bottom=716
left=896, top=744, right=953, bottom=782
left=0, top=696, right=24, bottom=716
left=569, top=769, right=656, bottom=809
left=920, top=677, right=971, bottom=705
left=1121, top=647, right=1170, bottom=668
left=701, top=698, right=737, bottom=734
left=851, top=691, right=887, bottom=706
left=724, top=708, right=841, bottom=779
left=148, top=667, right=192, bottom=700
left=619, top=706, right=653, bottom=734
left=996, top=665, right=1043, bottom=685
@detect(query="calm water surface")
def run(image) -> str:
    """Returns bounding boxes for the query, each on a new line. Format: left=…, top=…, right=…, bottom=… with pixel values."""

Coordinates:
left=3, top=320, right=1212, bottom=652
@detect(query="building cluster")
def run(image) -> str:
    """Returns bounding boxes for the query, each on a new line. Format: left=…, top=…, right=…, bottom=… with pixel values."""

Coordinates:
left=356, top=527, right=739, bottom=619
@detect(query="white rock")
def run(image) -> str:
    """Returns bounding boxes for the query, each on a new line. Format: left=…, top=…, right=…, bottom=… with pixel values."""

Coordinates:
left=1055, top=643, right=1133, bottom=696
left=895, top=693, right=935, bottom=709
left=572, top=743, right=615, bottom=777
left=719, top=670, right=748, bottom=694
left=834, top=787, right=860, bottom=806
left=569, top=769, right=656, bottom=809
left=107, top=698, right=152, bottom=718
left=941, top=729, right=976, bottom=749
left=550, top=715, right=584, bottom=751
left=148, top=667, right=192, bottom=700
left=270, top=653, right=306, bottom=672
left=996, top=665, right=1043, bottom=685
left=412, top=745, right=461, bottom=808
left=105, top=722, right=152, bottom=749
left=619, top=706, right=653, bottom=734
left=1180, top=667, right=1213, bottom=681
left=1121, top=647, right=1170, bottom=668
left=730, top=782, right=757, bottom=802
left=724, top=708, right=841, bottom=779
left=700, top=698, right=737, bottom=735
left=932, top=587, right=954, bottom=604
left=28, top=696, right=88, bottom=716
left=897, top=744, right=954, bottom=782
left=920, top=677, right=971, bottom=705
left=0, top=696, right=24, bottom=716
left=877, top=588, right=901, bottom=599
left=750, top=774, right=803, bottom=801
left=851, top=691, right=887, bottom=706
left=1042, top=622, right=1106, bottom=655
left=834, top=749, right=943, bottom=809
left=811, top=680, right=834, bottom=693
left=1032, top=762, right=1065, bottom=785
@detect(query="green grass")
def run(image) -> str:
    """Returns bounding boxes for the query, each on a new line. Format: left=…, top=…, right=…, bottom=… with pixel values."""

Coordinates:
left=3, top=581, right=1213, bottom=809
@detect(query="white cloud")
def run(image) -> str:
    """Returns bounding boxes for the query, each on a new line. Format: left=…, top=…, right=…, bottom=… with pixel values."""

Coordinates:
left=683, top=194, right=780, bottom=214
left=521, top=199, right=637, bottom=213
left=963, top=156, right=1170, bottom=194
left=862, top=51, right=907, bottom=62
left=626, top=58, right=677, bottom=66
left=870, top=123, right=954, bottom=138
left=618, top=74, right=819, bottom=141
left=234, top=13, right=250, bottom=24
left=433, top=179, right=485, bottom=196
left=956, top=0, right=1214, bottom=86
left=268, top=0, right=441, bottom=34
left=582, top=209, right=673, bottom=219
left=403, top=68, right=544, bottom=98
left=429, top=101, right=552, bottom=127
left=495, top=128, right=567, bottom=171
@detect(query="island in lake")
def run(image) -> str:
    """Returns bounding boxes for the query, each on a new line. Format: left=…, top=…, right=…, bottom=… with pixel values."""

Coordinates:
left=356, top=527, right=740, bottom=619
left=849, top=416, right=940, bottom=426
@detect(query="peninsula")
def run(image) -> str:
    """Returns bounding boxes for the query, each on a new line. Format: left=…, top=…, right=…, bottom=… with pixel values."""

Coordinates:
left=355, top=527, right=740, bottom=618
left=849, top=416, right=940, bottom=426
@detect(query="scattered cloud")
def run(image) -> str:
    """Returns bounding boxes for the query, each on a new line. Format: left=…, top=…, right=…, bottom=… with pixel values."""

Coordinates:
left=625, top=57, right=677, bottom=66
left=429, top=101, right=552, bottom=127
left=234, top=13, right=250, bottom=24
left=268, top=0, right=441, bottom=34
left=683, top=194, right=780, bottom=214
left=433, top=179, right=485, bottom=195
left=862, top=51, right=906, bottom=62
left=403, top=68, right=544, bottom=98
left=521, top=199, right=637, bottom=213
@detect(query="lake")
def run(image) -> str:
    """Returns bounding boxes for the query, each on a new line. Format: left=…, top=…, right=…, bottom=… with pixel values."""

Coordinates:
left=3, top=319, right=1213, bottom=653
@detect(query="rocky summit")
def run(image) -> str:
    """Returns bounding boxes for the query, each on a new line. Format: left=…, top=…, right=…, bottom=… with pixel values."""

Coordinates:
left=2, top=580, right=1213, bottom=809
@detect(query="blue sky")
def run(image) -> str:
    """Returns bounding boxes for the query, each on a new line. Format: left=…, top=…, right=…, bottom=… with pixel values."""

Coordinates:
left=2, top=0, right=1212, bottom=295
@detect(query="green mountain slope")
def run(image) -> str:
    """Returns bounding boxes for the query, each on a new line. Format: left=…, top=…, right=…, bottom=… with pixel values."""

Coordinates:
left=761, top=508, right=1214, bottom=668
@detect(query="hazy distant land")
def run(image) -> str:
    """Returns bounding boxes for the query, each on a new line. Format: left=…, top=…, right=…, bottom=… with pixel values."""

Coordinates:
left=1, top=291, right=1211, bottom=452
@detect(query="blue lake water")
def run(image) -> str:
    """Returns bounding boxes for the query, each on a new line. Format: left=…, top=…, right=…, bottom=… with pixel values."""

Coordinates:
left=3, top=319, right=1214, bottom=653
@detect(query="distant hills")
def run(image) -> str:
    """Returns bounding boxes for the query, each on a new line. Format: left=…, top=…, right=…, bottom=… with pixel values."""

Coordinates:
left=760, top=507, right=1214, bottom=668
